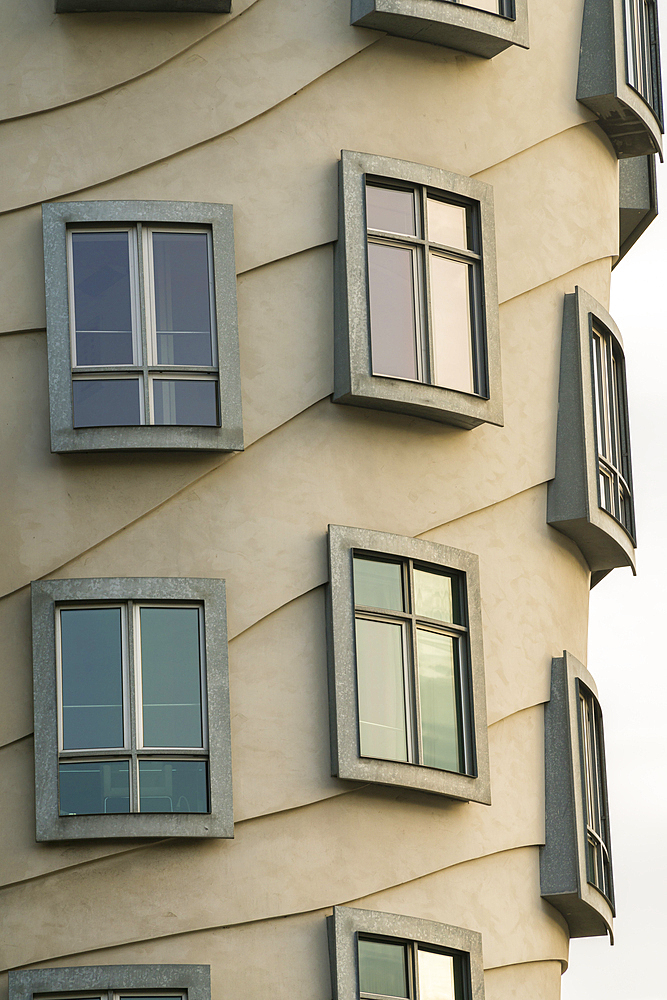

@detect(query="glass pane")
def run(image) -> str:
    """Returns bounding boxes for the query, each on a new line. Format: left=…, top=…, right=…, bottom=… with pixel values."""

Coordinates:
left=152, top=231, right=213, bottom=366
left=427, top=198, right=468, bottom=250
left=59, top=760, right=129, bottom=815
left=140, top=606, right=203, bottom=748
left=72, top=378, right=142, bottom=427
left=152, top=379, right=219, bottom=426
left=353, top=557, right=404, bottom=612
left=417, top=949, right=456, bottom=1000
left=71, top=232, right=134, bottom=366
left=366, top=185, right=416, bottom=236
left=417, top=630, right=461, bottom=772
left=356, top=619, right=408, bottom=762
left=368, top=243, right=419, bottom=380
left=414, top=569, right=460, bottom=624
left=430, top=254, right=474, bottom=394
left=60, top=607, right=124, bottom=750
left=358, top=939, right=408, bottom=998
left=138, top=760, right=209, bottom=813
left=461, top=0, right=500, bottom=11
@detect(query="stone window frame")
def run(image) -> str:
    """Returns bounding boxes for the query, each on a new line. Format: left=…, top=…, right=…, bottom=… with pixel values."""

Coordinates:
left=42, top=200, right=243, bottom=454
left=540, top=652, right=615, bottom=940
left=617, top=154, right=658, bottom=264
left=350, top=0, right=529, bottom=59
left=333, top=150, right=503, bottom=431
left=31, top=577, right=233, bottom=841
left=547, top=287, right=636, bottom=587
left=56, top=0, right=230, bottom=12
left=9, top=966, right=211, bottom=1000
left=577, top=0, right=663, bottom=158
left=327, top=906, right=485, bottom=1000
left=326, top=524, right=491, bottom=804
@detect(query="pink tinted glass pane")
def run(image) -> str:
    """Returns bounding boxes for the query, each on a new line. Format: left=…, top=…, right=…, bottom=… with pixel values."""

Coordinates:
left=430, top=254, right=474, bottom=393
left=368, top=243, right=419, bottom=380
left=427, top=198, right=468, bottom=250
left=366, top=185, right=416, bottom=236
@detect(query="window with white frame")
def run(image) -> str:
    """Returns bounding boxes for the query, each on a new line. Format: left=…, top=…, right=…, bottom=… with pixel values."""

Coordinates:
left=353, top=553, right=473, bottom=775
left=42, top=201, right=243, bottom=453
left=579, top=683, right=613, bottom=902
left=31, top=577, right=233, bottom=840
left=624, top=0, right=663, bottom=118
left=590, top=320, right=635, bottom=538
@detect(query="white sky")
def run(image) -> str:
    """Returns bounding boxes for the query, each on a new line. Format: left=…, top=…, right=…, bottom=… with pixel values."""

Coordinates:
left=561, top=7, right=667, bottom=995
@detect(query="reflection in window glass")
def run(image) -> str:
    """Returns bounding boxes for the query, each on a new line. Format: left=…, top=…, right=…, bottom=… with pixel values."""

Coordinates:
left=427, top=199, right=467, bottom=250
left=60, top=607, right=124, bottom=750
left=356, top=619, right=408, bottom=762
left=430, top=255, right=474, bottom=394
left=413, top=569, right=456, bottom=623
left=579, top=686, right=613, bottom=901
left=152, top=379, right=219, bottom=427
left=71, top=231, right=134, bottom=366
left=366, top=186, right=416, bottom=236
left=138, top=760, right=209, bottom=813
left=59, top=760, right=130, bottom=816
left=353, top=557, right=404, bottom=612
left=152, top=231, right=213, bottom=366
left=417, top=949, right=456, bottom=1000
left=368, top=243, right=419, bottom=381
left=417, top=630, right=461, bottom=772
left=358, top=937, right=466, bottom=1000
left=624, top=0, right=661, bottom=113
left=140, top=606, right=203, bottom=748
left=358, top=939, right=408, bottom=998
left=72, top=378, right=142, bottom=428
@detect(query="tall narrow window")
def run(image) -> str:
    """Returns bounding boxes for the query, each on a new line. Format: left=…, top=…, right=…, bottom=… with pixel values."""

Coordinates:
left=358, top=938, right=468, bottom=1000
left=624, top=0, right=663, bottom=118
left=578, top=684, right=613, bottom=903
left=353, top=554, right=473, bottom=775
left=57, top=601, right=209, bottom=816
left=68, top=225, right=219, bottom=429
left=590, top=320, right=635, bottom=539
left=365, top=181, right=486, bottom=398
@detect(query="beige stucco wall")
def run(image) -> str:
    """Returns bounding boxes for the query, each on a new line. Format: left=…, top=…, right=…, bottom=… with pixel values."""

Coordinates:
left=0, top=0, right=621, bottom=995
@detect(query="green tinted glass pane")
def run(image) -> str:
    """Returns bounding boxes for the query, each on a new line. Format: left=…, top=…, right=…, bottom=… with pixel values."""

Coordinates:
left=353, top=557, right=404, bottom=611
left=418, top=949, right=456, bottom=1000
left=414, top=569, right=460, bottom=623
left=140, top=607, right=203, bottom=748
left=356, top=618, right=408, bottom=762
left=138, top=759, right=209, bottom=813
left=358, top=939, right=408, bottom=998
left=60, top=607, right=124, bottom=750
left=417, top=630, right=462, bottom=771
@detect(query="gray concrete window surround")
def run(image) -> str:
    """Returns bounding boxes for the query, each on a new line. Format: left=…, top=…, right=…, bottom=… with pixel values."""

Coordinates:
left=577, top=0, right=663, bottom=158
left=326, top=524, right=491, bottom=803
left=350, top=0, right=528, bottom=58
left=31, top=577, right=233, bottom=841
left=617, top=154, right=658, bottom=264
left=42, top=200, right=243, bottom=453
left=9, top=966, right=211, bottom=1000
left=327, top=906, right=485, bottom=1000
left=547, top=287, right=636, bottom=586
left=540, top=652, right=615, bottom=941
left=333, top=150, right=503, bottom=431
left=56, top=0, right=231, bottom=13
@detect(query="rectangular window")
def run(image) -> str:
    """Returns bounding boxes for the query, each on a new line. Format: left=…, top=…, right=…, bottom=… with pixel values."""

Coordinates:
left=578, top=684, right=613, bottom=903
left=67, top=225, right=219, bottom=429
left=624, top=0, right=662, bottom=116
left=365, top=181, right=486, bottom=398
left=358, top=937, right=467, bottom=1000
left=352, top=554, right=473, bottom=775
left=450, top=0, right=512, bottom=14
left=590, top=321, right=635, bottom=538
left=56, top=601, right=209, bottom=816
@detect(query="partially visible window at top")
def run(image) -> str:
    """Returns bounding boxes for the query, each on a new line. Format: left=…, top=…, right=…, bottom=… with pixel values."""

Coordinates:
left=579, top=684, right=613, bottom=902
left=69, top=226, right=218, bottom=429
left=366, top=183, right=486, bottom=398
left=358, top=937, right=468, bottom=1000
left=624, top=0, right=662, bottom=117
left=590, top=321, right=635, bottom=538
left=451, top=0, right=512, bottom=12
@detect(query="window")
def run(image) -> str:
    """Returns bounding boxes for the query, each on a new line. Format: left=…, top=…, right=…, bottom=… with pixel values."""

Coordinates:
left=577, top=0, right=663, bottom=158
left=334, top=151, right=502, bottom=430
left=56, top=0, right=230, bottom=11
left=9, top=966, right=210, bottom=1000
left=540, top=652, right=615, bottom=940
left=617, top=154, right=658, bottom=264
left=547, top=288, right=636, bottom=585
left=31, top=577, right=233, bottom=840
left=326, top=525, right=490, bottom=803
left=350, top=0, right=528, bottom=59
left=328, top=907, right=485, bottom=1000
left=590, top=321, right=635, bottom=539
left=42, top=201, right=243, bottom=453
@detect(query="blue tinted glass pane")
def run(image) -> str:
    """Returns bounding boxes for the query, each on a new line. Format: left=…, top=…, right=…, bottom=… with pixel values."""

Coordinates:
left=59, top=760, right=130, bottom=815
left=140, top=607, right=203, bottom=748
left=358, top=939, right=408, bottom=998
left=153, top=232, right=213, bottom=366
left=71, top=232, right=134, bottom=364
left=138, top=760, right=209, bottom=813
left=60, top=607, right=124, bottom=750
left=152, top=379, right=218, bottom=426
left=72, top=378, right=142, bottom=427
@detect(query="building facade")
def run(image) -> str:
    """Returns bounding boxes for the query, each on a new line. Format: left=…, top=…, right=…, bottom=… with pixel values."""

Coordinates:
left=0, top=0, right=661, bottom=998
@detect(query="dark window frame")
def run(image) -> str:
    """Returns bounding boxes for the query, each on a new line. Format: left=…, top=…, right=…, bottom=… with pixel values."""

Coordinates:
left=9, top=967, right=211, bottom=1000
left=577, top=680, right=614, bottom=905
